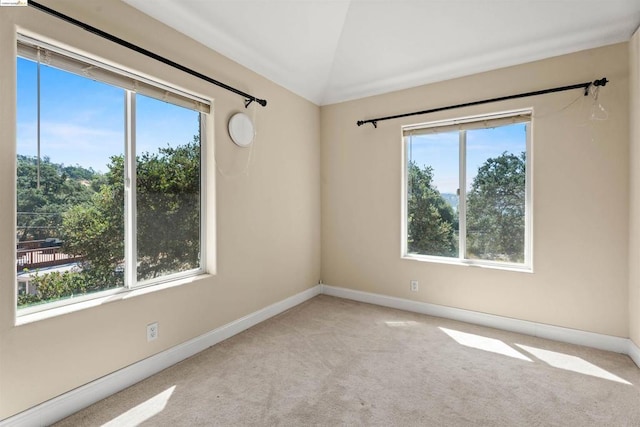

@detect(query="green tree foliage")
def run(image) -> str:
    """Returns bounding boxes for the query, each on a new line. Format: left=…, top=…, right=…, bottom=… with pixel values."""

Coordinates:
left=466, top=152, right=526, bottom=262
left=18, top=139, right=201, bottom=308
left=17, top=155, right=99, bottom=241
left=18, top=269, right=88, bottom=307
left=62, top=183, right=124, bottom=289
left=17, top=156, right=115, bottom=307
left=61, top=138, right=201, bottom=283
left=135, top=141, right=201, bottom=279
left=407, top=161, right=458, bottom=257
left=62, top=164, right=98, bottom=181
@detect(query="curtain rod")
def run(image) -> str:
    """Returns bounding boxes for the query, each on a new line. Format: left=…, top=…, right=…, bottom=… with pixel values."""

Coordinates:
left=27, top=0, right=267, bottom=108
left=357, top=77, right=609, bottom=128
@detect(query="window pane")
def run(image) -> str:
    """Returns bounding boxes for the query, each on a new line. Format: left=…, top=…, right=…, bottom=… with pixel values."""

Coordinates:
left=135, top=95, right=201, bottom=282
left=465, top=123, right=527, bottom=263
left=16, top=57, right=125, bottom=309
left=406, top=132, right=459, bottom=257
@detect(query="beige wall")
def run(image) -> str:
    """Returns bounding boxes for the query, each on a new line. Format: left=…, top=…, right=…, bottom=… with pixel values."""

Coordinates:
left=630, top=29, right=640, bottom=347
left=321, top=44, right=630, bottom=337
left=0, top=0, right=320, bottom=419
left=0, top=0, right=636, bottom=421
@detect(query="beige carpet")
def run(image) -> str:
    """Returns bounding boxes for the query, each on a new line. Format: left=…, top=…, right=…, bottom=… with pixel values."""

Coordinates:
left=56, top=295, right=640, bottom=426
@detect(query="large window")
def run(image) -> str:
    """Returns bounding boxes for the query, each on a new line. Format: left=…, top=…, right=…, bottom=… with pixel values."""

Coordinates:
left=403, top=110, right=531, bottom=269
left=16, top=36, right=209, bottom=312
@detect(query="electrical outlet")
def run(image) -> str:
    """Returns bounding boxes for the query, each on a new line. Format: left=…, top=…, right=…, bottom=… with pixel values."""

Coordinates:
left=410, top=280, right=419, bottom=292
left=147, top=322, right=158, bottom=342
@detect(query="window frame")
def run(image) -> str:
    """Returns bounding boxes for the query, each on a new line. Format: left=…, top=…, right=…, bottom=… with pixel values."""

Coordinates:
left=15, top=35, right=211, bottom=317
left=401, top=109, right=533, bottom=272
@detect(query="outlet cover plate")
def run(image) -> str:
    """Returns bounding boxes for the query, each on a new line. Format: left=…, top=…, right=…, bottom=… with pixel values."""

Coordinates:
left=147, top=322, right=158, bottom=342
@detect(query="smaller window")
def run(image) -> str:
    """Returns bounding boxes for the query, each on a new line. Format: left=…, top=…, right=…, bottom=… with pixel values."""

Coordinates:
left=403, top=110, right=532, bottom=269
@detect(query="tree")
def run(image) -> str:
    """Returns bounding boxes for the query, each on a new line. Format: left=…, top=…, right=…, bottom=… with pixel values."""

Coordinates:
left=17, top=155, right=99, bottom=241
left=407, top=161, right=458, bottom=257
left=62, top=183, right=124, bottom=289
left=135, top=141, right=201, bottom=279
left=17, top=269, right=88, bottom=307
left=61, top=138, right=201, bottom=284
left=466, top=152, right=526, bottom=262
left=16, top=156, right=118, bottom=305
left=17, top=139, right=201, bottom=308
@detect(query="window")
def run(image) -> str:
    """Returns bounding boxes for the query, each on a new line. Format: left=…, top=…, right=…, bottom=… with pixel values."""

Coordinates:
left=403, top=110, right=531, bottom=269
left=16, top=35, right=209, bottom=312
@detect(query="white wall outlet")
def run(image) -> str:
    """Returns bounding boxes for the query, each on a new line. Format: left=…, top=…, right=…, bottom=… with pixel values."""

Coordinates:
left=410, top=280, right=419, bottom=292
left=147, top=322, right=159, bottom=342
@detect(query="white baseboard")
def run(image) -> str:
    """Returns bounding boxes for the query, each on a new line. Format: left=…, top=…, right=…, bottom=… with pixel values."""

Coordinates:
left=0, top=285, right=322, bottom=427
left=3, top=282, right=637, bottom=426
left=321, top=284, right=632, bottom=356
left=629, top=340, right=640, bottom=368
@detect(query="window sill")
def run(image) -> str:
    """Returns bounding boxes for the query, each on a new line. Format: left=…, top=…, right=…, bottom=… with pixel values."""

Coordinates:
left=402, top=254, right=533, bottom=273
left=15, top=273, right=212, bottom=326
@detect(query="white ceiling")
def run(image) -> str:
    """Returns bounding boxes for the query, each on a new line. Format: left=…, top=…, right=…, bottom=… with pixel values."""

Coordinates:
left=123, top=0, right=640, bottom=106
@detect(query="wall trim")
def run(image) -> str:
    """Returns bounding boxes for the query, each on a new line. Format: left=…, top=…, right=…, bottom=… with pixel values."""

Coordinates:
left=321, top=284, right=634, bottom=358
left=0, top=285, right=322, bottom=427
left=3, top=283, right=637, bottom=426
left=629, top=339, right=640, bottom=368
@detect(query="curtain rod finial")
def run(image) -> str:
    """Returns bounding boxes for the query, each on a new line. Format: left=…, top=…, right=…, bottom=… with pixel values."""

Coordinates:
left=593, top=77, right=609, bottom=87
left=244, top=98, right=267, bottom=108
left=356, top=120, right=377, bottom=128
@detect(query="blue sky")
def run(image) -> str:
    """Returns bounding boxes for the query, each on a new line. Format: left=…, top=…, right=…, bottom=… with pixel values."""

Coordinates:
left=407, top=123, right=527, bottom=194
left=18, top=56, right=524, bottom=188
left=17, top=57, right=199, bottom=173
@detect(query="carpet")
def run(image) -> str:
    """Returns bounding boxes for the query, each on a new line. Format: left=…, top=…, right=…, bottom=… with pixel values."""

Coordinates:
left=56, top=295, right=640, bottom=426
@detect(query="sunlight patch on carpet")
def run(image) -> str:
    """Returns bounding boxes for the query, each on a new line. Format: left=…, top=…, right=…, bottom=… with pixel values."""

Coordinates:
left=102, top=385, right=176, bottom=426
left=516, top=344, right=632, bottom=385
left=385, top=320, right=419, bottom=327
left=439, top=327, right=532, bottom=361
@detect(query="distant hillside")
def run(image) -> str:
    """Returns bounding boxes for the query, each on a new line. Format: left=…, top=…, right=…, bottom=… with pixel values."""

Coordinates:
left=16, top=155, right=103, bottom=241
left=17, top=155, right=100, bottom=180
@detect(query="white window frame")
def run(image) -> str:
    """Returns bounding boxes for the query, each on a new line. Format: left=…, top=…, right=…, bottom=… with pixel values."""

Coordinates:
left=16, top=35, right=210, bottom=317
left=401, top=109, right=533, bottom=272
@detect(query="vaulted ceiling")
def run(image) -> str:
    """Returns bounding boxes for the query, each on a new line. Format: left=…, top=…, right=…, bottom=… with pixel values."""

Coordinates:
left=123, top=0, right=640, bottom=106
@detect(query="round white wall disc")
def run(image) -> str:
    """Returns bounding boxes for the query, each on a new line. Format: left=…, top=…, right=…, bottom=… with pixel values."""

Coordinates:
left=228, top=112, right=255, bottom=147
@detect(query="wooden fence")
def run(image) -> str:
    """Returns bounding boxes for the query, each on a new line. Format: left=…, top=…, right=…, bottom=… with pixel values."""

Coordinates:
left=17, top=246, right=84, bottom=272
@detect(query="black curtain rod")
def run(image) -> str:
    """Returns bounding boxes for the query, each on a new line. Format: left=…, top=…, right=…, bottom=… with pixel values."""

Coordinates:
left=27, top=0, right=267, bottom=108
left=357, top=77, right=609, bottom=128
